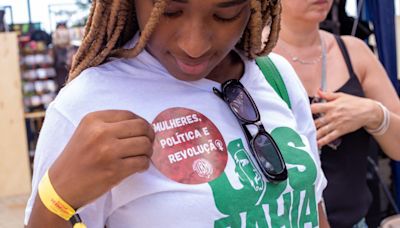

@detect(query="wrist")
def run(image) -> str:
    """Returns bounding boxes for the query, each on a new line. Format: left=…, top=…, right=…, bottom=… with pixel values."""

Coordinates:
left=49, top=166, right=82, bottom=210
left=38, top=170, right=86, bottom=228
left=364, top=101, right=390, bottom=136
left=364, top=101, right=383, bottom=130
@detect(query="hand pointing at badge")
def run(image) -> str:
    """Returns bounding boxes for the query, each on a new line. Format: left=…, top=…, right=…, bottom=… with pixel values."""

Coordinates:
left=48, top=110, right=155, bottom=210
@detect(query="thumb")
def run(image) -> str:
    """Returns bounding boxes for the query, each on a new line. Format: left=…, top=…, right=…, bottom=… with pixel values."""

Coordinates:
left=317, top=89, right=339, bottom=101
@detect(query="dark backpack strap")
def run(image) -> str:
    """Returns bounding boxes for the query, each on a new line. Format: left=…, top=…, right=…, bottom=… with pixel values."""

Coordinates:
left=256, top=56, right=292, bottom=109
left=334, top=35, right=357, bottom=78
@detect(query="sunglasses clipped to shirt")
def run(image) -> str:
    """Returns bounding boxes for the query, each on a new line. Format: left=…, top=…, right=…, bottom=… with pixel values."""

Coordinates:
left=213, top=80, right=288, bottom=183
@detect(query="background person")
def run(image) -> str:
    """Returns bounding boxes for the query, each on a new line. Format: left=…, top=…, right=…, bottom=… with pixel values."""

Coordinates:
left=273, top=0, right=400, bottom=227
left=52, top=22, right=71, bottom=91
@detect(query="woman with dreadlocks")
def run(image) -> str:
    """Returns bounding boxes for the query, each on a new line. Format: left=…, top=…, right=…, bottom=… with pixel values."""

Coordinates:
left=25, top=0, right=328, bottom=227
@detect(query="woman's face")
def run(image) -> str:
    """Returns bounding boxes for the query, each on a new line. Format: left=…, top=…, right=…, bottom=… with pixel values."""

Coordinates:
left=135, top=0, right=251, bottom=81
left=281, top=0, right=333, bottom=24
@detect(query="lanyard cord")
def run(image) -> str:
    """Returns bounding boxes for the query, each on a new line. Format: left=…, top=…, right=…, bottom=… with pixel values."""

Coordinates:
left=320, top=32, right=327, bottom=93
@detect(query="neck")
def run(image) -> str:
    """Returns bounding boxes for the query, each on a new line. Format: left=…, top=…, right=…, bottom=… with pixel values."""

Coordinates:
left=207, top=51, right=244, bottom=83
left=276, top=17, right=328, bottom=66
left=279, top=18, right=321, bottom=47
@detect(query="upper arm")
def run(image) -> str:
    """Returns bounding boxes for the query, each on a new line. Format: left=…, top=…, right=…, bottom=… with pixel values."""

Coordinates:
left=342, top=36, right=400, bottom=115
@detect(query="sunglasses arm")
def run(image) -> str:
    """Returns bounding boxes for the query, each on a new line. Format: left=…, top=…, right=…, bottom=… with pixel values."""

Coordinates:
left=212, top=87, right=224, bottom=100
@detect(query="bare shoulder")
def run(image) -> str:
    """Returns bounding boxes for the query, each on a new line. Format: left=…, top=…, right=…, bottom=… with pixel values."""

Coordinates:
left=339, top=35, right=378, bottom=78
left=339, top=35, right=371, bottom=55
left=320, top=31, right=369, bottom=55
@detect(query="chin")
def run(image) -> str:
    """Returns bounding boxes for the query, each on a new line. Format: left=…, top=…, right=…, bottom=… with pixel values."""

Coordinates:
left=309, top=13, right=330, bottom=23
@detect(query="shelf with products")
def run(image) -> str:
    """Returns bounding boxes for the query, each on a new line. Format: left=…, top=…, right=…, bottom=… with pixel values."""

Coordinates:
left=13, top=24, right=84, bottom=173
left=18, top=38, right=58, bottom=167
left=19, top=40, right=58, bottom=114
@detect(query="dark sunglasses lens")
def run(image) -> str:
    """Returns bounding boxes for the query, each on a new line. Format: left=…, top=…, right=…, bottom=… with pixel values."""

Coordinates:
left=225, top=85, right=257, bottom=121
left=253, top=133, right=284, bottom=175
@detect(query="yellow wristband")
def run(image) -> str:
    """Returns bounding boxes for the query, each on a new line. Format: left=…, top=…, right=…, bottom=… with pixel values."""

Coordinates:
left=73, top=223, right=87, bottom=228
left=38, top=170, right=76, bottom=220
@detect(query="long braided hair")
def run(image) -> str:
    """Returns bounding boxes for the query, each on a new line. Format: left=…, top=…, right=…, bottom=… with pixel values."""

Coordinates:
left=69, top=0, right=282, bottom=81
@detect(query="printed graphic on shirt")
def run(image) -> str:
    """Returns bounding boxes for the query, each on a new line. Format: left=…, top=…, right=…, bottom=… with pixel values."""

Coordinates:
left=152, top=108, right=228, bottom=184
left=209, top=127, right=318, bottom=228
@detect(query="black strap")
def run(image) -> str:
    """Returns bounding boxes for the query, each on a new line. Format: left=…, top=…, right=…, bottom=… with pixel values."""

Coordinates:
left=334, top=35, right=356, bottom=78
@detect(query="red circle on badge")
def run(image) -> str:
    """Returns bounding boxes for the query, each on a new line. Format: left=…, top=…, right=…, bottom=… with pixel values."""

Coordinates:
left=152, top=108, right=227, bottom=184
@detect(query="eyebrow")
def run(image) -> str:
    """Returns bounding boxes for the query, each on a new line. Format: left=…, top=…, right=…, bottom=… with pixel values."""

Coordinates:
left=169, top=0, right=248, bottom=8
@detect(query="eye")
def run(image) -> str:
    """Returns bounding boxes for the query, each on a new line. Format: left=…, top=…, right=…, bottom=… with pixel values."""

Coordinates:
left=214, top=12, right=242, bottom=23
left=163, top=10, right=183, bottom=18
left=163, top=4, right=183, bottom=18
left=214, top=8, right=244, bottom=22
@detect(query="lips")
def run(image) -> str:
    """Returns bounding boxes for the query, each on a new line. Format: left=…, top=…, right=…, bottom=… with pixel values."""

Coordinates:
left=175, top=57, right=210, bottom=75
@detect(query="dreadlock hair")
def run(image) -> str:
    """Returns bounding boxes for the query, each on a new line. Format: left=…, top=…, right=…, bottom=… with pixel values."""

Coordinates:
left=68, top=0, right=282, bottom=81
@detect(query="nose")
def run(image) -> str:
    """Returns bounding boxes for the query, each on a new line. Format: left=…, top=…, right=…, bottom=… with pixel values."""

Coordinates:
left=177, top=19, right=212, bottom=59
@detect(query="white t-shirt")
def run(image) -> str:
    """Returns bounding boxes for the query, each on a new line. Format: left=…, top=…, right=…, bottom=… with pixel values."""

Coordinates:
left=25, top=47, right=327, bottom=227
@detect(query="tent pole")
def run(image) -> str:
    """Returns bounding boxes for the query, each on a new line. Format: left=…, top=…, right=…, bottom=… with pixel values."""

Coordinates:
left=27, top=0, right=32, bottom=24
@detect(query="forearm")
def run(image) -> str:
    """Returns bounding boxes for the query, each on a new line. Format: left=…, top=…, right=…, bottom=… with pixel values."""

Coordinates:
left=318, top=202, right=330, bottom=228
left=371, top=112, right=400, bottom=160
left=362, top=99, right=400, bottom=160
left=26, top=194, right=70, bottom=228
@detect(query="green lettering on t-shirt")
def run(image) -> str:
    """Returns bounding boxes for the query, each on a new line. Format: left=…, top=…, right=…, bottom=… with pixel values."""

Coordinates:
left=271, top=127, right=317, bottom=227
left=209, top=127, right=319, bottom=227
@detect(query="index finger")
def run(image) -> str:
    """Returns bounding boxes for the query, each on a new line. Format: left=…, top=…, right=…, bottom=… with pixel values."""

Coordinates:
left=110, top=118, right=155, bottom=142
left=310, top=102, right=330, bottom=115
left=85, top=110, right=141, bottom=123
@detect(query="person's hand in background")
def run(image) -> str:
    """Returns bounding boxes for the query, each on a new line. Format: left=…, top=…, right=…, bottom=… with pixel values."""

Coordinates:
left=311, top=90, right=382, bottom=148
